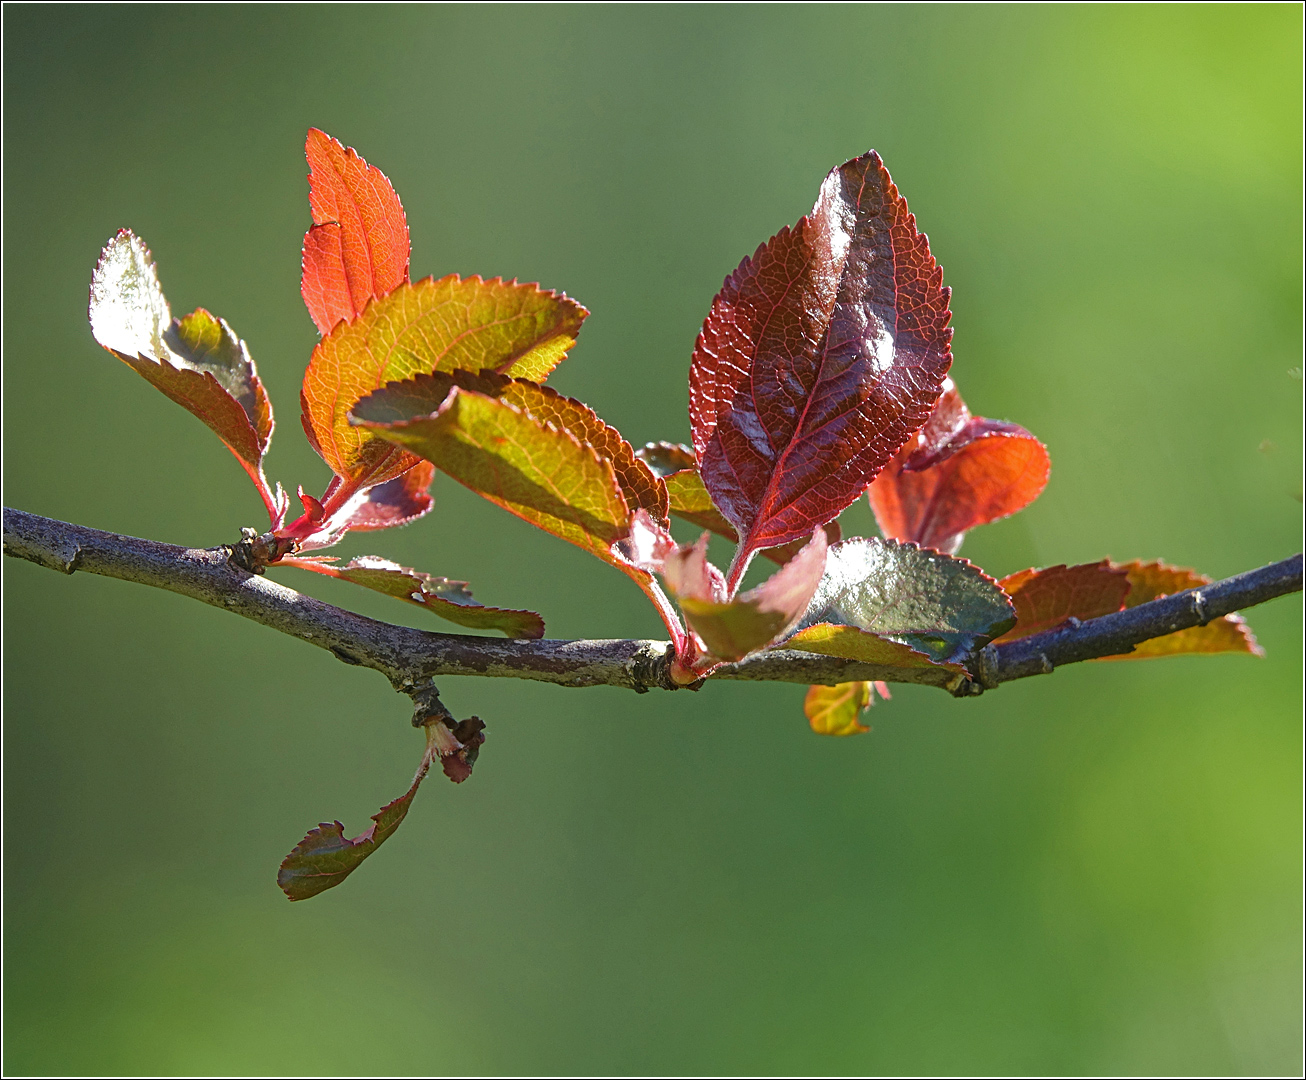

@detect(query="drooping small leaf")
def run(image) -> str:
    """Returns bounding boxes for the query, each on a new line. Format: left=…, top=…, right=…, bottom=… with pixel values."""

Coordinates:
left=661, top=527, right=828, bottom=661
left=994, top=561, right=1132, bottom=643
left=89, top=231, right=276, bottom=501
left=279, top=554, right=544, bottom=638
left=300, top=128, right=410, bottom=335
left=867, top=378, right=1049, bottom=554
left=301, top=276, right=588, bottom=490
left=341, top=461, right=436, bottom=532
left=635, top=442, right=839, bottom=564
left=800, top=537, right=1015, bottom=662
left=278, top=740, right=435, bottom=901
left=1099, top=561, right=1263, bottom=659
left=804, top=681, right=892, bottom=736
left=689, top=151, right=953, bottom=574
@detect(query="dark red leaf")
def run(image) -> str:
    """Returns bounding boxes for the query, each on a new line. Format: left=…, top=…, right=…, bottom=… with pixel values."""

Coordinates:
left=301, top=129, right=410, bottom=335
left=689, top=151, right=953, bottom=583
left=994, top=561, right=1132, bottom=643
left=341, top=461, right=436, bottom=532
left=868, top=379, right=1049, bottom=554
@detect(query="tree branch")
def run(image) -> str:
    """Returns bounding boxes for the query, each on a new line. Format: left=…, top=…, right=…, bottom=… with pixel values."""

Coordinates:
left=5, top=507, right=1301, bottom=702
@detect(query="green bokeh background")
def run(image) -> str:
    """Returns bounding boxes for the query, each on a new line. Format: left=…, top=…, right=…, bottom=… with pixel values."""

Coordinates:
left=4, top=6, right=1301, bottom=1075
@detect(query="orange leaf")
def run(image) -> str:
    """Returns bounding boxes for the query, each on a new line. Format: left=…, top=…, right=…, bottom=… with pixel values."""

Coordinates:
left=301, top=129, right=410, bottom=335
left=868, top=378, right=1048, bottom=554
left=994, top=561, right=1131, bottom=644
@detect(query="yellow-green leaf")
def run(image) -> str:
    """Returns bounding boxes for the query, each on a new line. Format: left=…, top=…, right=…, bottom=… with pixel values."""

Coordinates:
left=301, top=275, right=587, bottom=487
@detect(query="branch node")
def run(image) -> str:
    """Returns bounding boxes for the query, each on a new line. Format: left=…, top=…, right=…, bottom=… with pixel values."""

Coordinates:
left=410, top=680, right=454, bottom=727
left=1191, top=589, right=1210, bottom=625
left=1038, top=653, right=1054, bottom=675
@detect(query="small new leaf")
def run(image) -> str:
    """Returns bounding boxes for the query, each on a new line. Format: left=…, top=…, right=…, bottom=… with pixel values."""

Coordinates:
left=668, top=527, right=828, bottom=661
left=804, top=681, right=891, bottom=737
left=279, top=554, right=545, bottom=638
left=801, top=537, right=1015, bottom=662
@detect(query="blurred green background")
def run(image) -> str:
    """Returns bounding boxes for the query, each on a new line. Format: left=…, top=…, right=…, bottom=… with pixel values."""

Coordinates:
left=4, top=5, right=1301, bottom=1075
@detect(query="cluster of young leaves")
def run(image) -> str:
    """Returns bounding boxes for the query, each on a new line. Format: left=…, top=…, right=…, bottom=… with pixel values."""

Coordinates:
left=88, top=132, right=1261, bottom=899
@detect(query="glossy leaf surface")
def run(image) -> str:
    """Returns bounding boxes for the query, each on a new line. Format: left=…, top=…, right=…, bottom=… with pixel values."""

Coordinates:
left=301, top=276, right=588, bottom=489
left=280, top=554, right=544, bottom=638
left=994, top=561, right=1132, bottom=643
left=667, top=527, right=828, bottom=661
left=90, top=231, right=274, bottom=482
left=868, top=379, right=1050, bottom=554
left=689, top=150, right=953, bottom=568
left=1104, top=561, right=1263, bottom=659
left=800, top=537, right=1015, bottom=662
left=300, top=128, right=410, bottom=335
left=278, top=747, right=434, bottom=901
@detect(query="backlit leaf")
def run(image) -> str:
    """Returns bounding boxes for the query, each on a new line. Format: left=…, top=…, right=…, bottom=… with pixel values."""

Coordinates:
left=300, top=128, right=410, bottom=335
left=279, top=554, right=544, bottom=638
left=804, top=681, right=893, bottom=737
left=353, top=370, right=667, bottom=523
left=867, top=378, right=1049, bottom=554
left=994, top=561, right=1132, bottom=644
left=667, top=527, right=828, bottom=661
left=800, top=537, right=1015, bottom=662
left=89, top=230, right=276, bottom=499
left=301, top=276, right=588, bottom=489
left=341, top=461, right=436, bottom=532
left=689, top=151, right=953, bottom=575
left=1101, top=561, right=1263, bottom=659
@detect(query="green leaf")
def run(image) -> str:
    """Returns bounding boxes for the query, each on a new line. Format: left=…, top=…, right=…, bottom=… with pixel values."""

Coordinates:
left=356, top=371, right=667, bottom=523
left=803, top=681, right=884, bottom=736
left=786, top=622, right=962, bottom=671
left=800, top=538, right=1015, bottom=662
left=89, top=231, right=277, bottom=503
left=301, top=276, right=588, bottom=489
left=279, top=554, right=544, bottom=638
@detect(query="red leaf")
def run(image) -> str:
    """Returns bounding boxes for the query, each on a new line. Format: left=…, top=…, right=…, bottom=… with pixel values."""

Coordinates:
left=868, top=379, right=1050, bottom=554
left=994, top=561, right=1132, bottom=643
left=689, top=151, right=953, bottom=583
left=341, top=461, right=436, bottom=532
left=301, top=129, right=410, bottom=335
